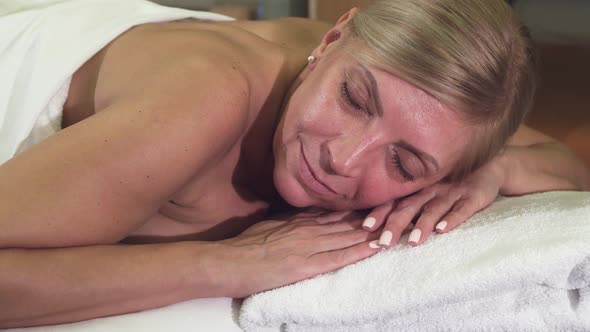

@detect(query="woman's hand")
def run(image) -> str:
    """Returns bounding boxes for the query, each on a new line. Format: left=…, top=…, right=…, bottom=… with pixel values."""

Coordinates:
left=362, top=160, right=506, bottom=248
left=216, top=211, right=380, bottom=298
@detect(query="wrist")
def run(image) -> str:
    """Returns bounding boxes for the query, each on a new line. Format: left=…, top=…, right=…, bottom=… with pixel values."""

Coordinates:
left=199, top=239, right=254, bottom=298
left=185, top=241, right=237, bottom=298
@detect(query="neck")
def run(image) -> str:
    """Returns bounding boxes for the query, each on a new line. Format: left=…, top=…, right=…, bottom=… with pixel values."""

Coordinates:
left=235, top=58, right=309, bottom=210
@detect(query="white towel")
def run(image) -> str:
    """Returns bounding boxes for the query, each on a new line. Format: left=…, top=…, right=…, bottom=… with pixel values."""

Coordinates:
left=239, top=191, right=590, bottom=331
left=0, top=0, right=232, bottom=164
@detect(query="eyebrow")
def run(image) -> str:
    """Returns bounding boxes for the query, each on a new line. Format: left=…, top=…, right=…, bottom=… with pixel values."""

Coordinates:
left=352, top=64, right=384, bottom=117
left=395, top=140, right=440, bottom=173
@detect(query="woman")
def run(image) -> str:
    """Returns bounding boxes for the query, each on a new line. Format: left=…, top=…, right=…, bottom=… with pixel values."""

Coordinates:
left=0, top=0, right=588, bottom=328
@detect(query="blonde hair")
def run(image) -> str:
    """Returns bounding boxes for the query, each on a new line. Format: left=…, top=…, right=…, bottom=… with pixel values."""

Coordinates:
left=347, top=0, right=538, bottom=181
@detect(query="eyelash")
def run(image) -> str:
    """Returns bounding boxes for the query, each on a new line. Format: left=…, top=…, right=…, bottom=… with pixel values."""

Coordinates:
left=341, top=81, right=367, bottom=114
left=392, top=150, right=416, bottom=182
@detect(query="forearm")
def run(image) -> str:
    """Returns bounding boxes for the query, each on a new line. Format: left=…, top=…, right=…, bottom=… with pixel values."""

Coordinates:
left=0, top=241, right=227, bottom=328
left=495, top=143, right=590, bottom=196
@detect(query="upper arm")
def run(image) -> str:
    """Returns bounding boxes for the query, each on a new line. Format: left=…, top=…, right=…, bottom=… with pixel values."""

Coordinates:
left=0, top=60, right=250, bottom=249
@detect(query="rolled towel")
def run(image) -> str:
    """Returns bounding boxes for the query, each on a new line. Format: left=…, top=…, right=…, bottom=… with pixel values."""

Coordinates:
left=239, top=191, right=590, bottom=331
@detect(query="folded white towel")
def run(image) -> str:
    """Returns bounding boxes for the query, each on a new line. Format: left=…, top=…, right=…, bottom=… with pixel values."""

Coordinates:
left=239, top=191, right=590, bottom=331
left=0, top=0, right=232, bottom=164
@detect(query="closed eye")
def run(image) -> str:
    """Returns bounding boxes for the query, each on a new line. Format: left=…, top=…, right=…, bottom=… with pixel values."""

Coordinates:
left=392, top=149, right=416, bottom=182
left=342, top=81, right=362, bottom=110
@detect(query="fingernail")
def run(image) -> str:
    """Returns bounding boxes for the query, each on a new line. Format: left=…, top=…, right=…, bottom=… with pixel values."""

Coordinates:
left=436, top=220, right=448, bottom=231
left=363, top=217, right=376, bottom=228
left=369, top=240, right=380, bottom=249
left=378, top=231, right=392, bottom=246
left=408, top=229, right=422, bottom=244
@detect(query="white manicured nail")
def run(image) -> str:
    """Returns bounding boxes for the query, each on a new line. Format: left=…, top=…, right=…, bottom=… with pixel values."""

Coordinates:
left=408, top=229, right=422, bottom=244
left=378, top=231, right=392, bottom=246
left=363, top=217, right=376, bottom=228
left=436, top=220, right=448, bottom=231
left=369, top=240, right=380, bottom=249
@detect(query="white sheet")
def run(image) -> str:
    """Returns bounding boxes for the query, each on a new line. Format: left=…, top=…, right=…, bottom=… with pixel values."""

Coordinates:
left=6, top=298, right=243, bottom=332
left=0, top=0, right=232, bottom=164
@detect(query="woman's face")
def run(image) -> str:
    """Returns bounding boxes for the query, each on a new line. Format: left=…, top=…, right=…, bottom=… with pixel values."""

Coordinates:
left=273, top=40, right=470, bottom=210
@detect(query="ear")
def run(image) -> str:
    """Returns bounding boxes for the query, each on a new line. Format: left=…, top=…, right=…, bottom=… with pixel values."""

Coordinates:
left=309, top=8, right=359, bottom=62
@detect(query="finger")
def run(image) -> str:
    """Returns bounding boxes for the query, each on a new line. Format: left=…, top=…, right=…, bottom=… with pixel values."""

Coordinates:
left=436, top=197, right=481, bottom=233
left=293, top=208, right=331, bottom=220
left=408, top=195, right=457, bottom=246
left=307, top=239, right=382, bottom=277
left=316, top=210, right=362, bottom=224
left=284, top=218, right=366, bottom=238
left=239, top=219, right=287, bottom=236
left=402, top=223, right=414, bottom=234
left=314, top=229, right=380, bottom=252
left=362, top=201, right=395, bottom=232
left=271, top=207, right=326, bottom=221
left=378, top=191, right=436, bottom=247
left=318, top=218, right=365, bottom=232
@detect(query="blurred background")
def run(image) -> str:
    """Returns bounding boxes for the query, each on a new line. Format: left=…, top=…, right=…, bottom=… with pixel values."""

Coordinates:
left=151, top=0, right=590, bottom=46
left=151, top=0, right=308, bottom=20
left=151, top=0, right=589, bottom=164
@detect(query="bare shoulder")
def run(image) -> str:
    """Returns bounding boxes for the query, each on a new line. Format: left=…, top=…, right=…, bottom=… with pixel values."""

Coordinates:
left=0, top=42, right=253, bottom=249
left=112, top=35, right=256, bottom=156
left=228, top=17, right=331, bottom=50
left=268, top=17, right=332, bottom=45
left=90, top=21, right=284, bottom=115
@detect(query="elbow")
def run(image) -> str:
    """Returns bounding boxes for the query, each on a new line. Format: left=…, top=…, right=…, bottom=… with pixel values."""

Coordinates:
left=554, top=172, right=590, bottom=193
left=559, top=145, right=590, bottom=191
left=579, top=167, right=590, bottom=192
left=568, top=156, right=590, bottom=192
left=541, top=144, right=590, bottom=192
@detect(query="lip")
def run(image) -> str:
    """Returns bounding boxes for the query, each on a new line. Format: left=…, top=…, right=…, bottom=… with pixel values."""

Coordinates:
left=299, top=143, right=338, bottom=196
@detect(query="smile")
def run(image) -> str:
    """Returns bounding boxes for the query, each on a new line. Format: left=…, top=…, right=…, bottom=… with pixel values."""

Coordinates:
left=299, top=143, right=338, bottom=196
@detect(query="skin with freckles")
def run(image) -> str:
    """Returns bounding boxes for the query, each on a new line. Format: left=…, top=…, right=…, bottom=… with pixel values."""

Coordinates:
left=273, top=38, right=469, bottom=211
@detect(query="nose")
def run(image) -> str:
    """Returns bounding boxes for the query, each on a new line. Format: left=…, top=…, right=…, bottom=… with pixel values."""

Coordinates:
left=321, top=134, right=380, bottom=177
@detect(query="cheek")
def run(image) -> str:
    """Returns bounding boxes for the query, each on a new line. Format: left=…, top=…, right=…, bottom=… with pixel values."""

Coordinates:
left=288, top=75, right=348, bottom=133
left=272, top=138, right=314, bottom=207
left=284, top=106, right=337, bottom=143
left=298, top=88, right=334, bottom=121
left=354, top=175, right=428, bottom=209
left=353, top=173, right=399, bottom=208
